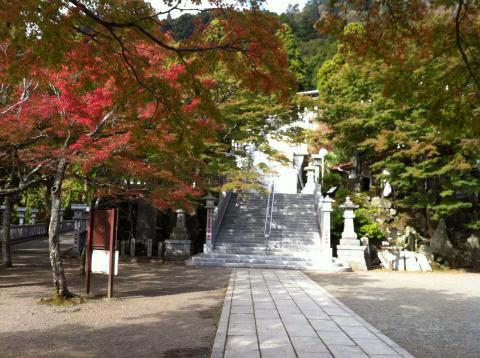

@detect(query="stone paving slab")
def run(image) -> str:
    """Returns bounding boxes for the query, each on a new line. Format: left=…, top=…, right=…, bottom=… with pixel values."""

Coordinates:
left=211, top=269, right=415, bottom=358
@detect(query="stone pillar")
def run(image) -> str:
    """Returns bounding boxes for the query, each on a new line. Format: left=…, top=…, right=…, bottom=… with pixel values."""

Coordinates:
left=146, top=238, right=153, bottom=257
left=301, top=164, right=316, bottom=194
left=203, top=193, right=216, bottom=253
left=30, top=208, right=39, bottom=224
left=320, top=196, right=334, bottom=259
left=71, top=203, right=88, bottom=256
left=312, top=154, right=322, bottom=183
left=164, top=209, right=191, bottom=260
left=336, top=197, right=368, bottom=271
left=59, top=208, right=65, bottom=222
left=17, top=207, right=26, bottom=225
left=130, top=238, right=136, bottom=257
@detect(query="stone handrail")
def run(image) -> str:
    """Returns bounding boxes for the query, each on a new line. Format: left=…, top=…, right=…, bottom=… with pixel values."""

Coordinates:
left=314, top=183, right=323, bottom=236
left=212, top=191, right=232, bottom=244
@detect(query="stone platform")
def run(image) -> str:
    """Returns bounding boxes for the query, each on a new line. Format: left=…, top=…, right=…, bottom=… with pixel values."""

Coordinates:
left=211, top=269, right=413, bottom=358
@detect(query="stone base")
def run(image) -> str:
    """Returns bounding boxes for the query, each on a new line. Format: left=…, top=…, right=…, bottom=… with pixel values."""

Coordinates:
left=164, top=240, right=191, bottom=260
left=337, top=245, right=368, bottom=271
left=203, top=243, right=213, bottom=254
left=339, top=238, right=360, bottom=246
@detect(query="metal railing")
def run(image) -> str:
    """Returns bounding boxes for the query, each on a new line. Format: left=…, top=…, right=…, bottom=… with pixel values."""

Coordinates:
left=264, top=182, right=275, bottom=252
left=297, top=171, right=305, bottom=190
left=212, top=191, right=232, bottom=245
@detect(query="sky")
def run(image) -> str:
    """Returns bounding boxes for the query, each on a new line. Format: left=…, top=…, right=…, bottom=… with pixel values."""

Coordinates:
left=148, top=1, right=308, bottom=17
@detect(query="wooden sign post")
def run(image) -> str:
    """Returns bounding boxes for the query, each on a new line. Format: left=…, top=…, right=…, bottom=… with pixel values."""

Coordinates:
left=85, top=207, right=119, bottom=298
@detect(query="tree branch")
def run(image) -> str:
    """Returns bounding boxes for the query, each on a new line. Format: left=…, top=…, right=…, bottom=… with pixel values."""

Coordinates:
left=68, top=0, right=244, bottom=54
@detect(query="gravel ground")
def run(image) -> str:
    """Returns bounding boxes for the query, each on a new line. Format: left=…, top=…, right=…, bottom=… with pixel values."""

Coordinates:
left=307, top=270, right=480, bottom=358
left=0, top=237, right=231, bottom=358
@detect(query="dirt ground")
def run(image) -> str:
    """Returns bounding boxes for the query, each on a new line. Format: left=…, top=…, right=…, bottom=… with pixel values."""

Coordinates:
left=308, top=270, right=480, bottom=358
left=0, top=237, right=231, bottom=358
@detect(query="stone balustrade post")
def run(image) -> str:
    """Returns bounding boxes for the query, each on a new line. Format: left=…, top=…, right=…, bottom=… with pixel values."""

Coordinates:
left=320, top=196, right=334, bottom=259
left=203, top=193, right=216, bottom=254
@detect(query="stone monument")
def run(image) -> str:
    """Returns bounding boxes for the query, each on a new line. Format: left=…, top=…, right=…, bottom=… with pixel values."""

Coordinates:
left=164, top=209, right=191, bottom=260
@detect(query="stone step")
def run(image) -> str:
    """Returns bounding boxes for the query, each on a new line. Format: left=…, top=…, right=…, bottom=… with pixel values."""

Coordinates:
left=218, top=228, right=319, bottom=234
left=215, top=243, right=320, bottom=249
left=222, top=215, right=317, bottom=221
left=187, top=253, right=350, bottom=272
left=214, top=248, right=322, bottom=255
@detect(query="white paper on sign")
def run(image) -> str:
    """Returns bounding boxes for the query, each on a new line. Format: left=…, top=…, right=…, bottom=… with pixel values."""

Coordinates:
left=91, top=249, right=119, bottom=275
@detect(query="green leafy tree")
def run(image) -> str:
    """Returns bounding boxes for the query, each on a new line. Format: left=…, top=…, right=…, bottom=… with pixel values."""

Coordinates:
left=277, top=23, right=308, bottom=90
left=317, top=44, right=480, bottom=235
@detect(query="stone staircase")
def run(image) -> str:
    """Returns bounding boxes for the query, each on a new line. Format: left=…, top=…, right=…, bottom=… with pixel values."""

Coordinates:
left=188, top=193, right=349, bottom=271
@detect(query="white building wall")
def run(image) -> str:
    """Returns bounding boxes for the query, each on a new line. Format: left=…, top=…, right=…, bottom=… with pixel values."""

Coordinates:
left=250, top=108, right=319, bottom=194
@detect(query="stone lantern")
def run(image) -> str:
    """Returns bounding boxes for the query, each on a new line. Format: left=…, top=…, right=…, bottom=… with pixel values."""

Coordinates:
left=30, top=208, right=39, bottom=224
left=203, top=193, right=216, bottom=253
left=312, top=148, right=328, bottom=185
left=16, top=207, right=27, bottom=225
left=301, top=163, right=316, bottom=194
left=337, top=196, right=368, bottom=271
left=339, top=196, right=359, bottom=245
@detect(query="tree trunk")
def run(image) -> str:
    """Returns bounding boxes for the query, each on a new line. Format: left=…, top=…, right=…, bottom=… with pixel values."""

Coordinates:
left=48, top=158, right=71, bottom=297
left=44, top=177, right=53, bottom=236
left=1, top=195, right=13, bottom=268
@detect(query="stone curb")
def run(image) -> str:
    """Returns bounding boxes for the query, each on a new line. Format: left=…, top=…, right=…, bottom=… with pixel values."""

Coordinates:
left=210, top=269, right=236, bottom=358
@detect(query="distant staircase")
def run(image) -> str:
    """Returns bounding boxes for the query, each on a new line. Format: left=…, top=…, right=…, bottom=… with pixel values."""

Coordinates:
left=188, top=193, right=349, bottom=271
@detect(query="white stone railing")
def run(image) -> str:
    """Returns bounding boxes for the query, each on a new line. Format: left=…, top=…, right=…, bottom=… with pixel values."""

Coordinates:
left=10, top=223, right=47, bottom=239
left=6, top=220, right=75, bottom=241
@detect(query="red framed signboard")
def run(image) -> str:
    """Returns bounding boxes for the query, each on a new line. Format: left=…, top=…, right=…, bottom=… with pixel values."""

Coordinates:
left=85, top=208, right=119, bottom=298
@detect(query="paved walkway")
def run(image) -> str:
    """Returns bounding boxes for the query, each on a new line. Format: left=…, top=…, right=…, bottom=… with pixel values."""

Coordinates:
left=212, top=269, right=413, bottom=358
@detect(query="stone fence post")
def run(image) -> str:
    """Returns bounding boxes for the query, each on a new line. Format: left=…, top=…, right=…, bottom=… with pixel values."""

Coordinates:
left=320, top=196, right=334, bottom=260
left=71, top=203, right=88, bottom=256
left=203, top=193, right=216, bottom=254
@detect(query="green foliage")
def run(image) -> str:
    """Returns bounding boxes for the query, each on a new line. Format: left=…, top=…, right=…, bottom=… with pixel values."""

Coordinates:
left=355, top=208, right=385, bottom=241
left=300, top=38, right=338, bottom=89
left=316, top=47, right=480, bottom=231
left=277, top=23, right=308, bottom=90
